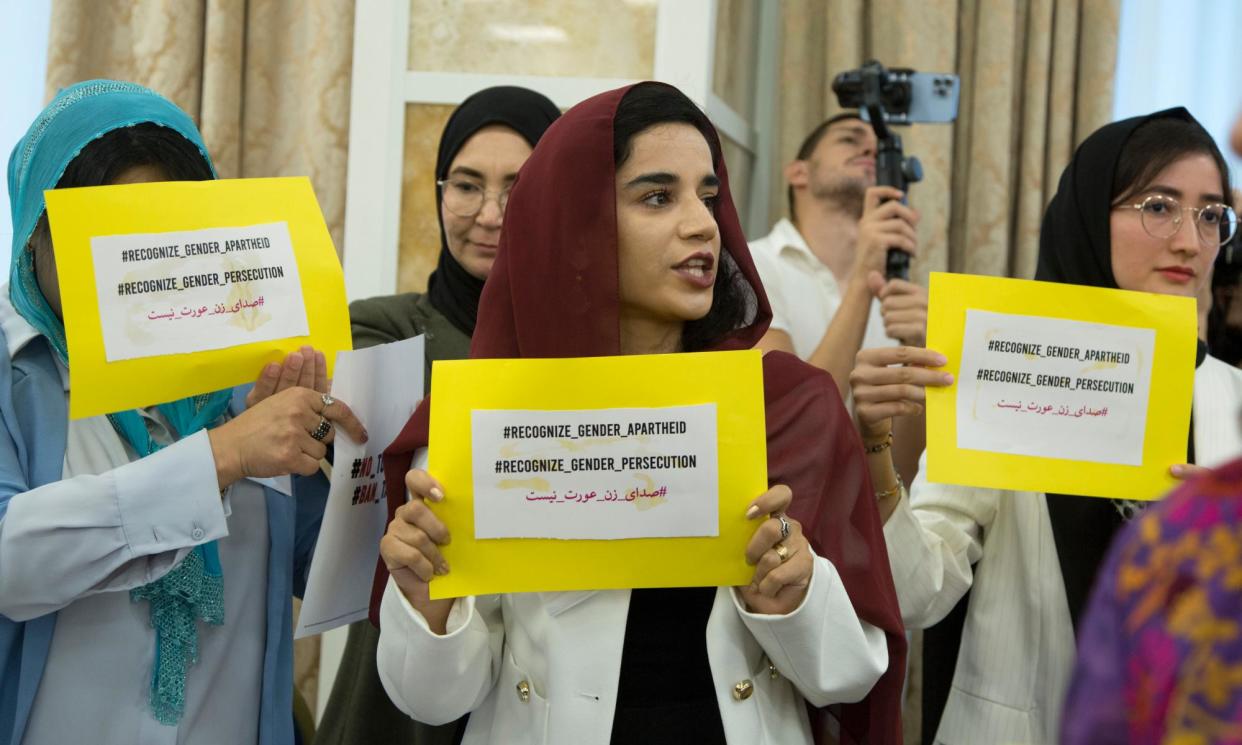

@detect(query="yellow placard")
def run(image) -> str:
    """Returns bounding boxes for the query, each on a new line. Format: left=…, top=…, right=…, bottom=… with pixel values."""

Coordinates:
left=425, top=350, right=768, bottom=599
left=926, top=271, right=1196, bottom=501
left=44, top=177, right=350, bottom=418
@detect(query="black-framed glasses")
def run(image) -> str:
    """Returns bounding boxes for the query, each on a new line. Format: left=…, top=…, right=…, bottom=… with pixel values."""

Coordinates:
left=437, top=178, right=511, bottom=218
left=1117, top=194, right=1238, bottom=247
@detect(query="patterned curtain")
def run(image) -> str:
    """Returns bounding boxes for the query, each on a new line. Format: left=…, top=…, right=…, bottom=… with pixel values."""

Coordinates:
left=45, top=0, right=355, bottom=254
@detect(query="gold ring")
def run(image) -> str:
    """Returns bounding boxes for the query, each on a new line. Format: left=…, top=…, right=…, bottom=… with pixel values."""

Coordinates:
left=774, top=543, right=790, bottom=563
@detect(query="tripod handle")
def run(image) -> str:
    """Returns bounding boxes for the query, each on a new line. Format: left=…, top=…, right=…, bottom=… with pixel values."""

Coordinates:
left=875, top=194, right=911, bottom=281
left=875, top=146, right=920, bottom=281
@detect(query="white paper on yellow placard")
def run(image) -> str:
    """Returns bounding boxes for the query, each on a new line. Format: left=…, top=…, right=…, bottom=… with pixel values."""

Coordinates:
left=925, top=271, right=1196, bottom=501
left=90, top=221, right=308, bottom=361
left=44, top=177, right=351, bottom=418
left=471, top=404, right=720, bottom=540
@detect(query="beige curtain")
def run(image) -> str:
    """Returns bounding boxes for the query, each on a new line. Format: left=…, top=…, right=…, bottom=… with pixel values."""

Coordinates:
left=773, top=0, right=1120, bottom=283
left=44, top=0, right=357, bottom=715
left=45, top=0, right=355, bottom=253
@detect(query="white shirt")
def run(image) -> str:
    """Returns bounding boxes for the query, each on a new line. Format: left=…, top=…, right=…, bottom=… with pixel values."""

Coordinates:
left=0, top=290, right=270, bottom=745
left=884, top=355, right=1242, bottom=744
left=749, top=218, right=893, bottom=359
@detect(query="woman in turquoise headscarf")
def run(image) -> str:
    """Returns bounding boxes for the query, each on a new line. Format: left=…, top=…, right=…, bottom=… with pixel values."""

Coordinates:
left=0, top=80, right=366, bottom=745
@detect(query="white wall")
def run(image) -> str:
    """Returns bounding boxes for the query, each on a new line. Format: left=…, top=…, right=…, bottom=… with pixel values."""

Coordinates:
left=1113, top=0, right=1242, bottom=185
left=0, top=0, right=53, bottom=275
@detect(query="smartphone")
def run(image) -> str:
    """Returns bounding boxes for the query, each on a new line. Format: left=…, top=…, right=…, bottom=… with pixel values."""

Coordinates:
left=859, top=72, right=960, bottom=126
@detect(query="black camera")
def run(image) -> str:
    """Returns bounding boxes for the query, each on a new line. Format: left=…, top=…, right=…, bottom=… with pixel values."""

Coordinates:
left=831, top=60, right=960, bottom=279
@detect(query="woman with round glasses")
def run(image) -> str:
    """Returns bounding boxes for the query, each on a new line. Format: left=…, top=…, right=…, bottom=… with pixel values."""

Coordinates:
left=844, top=108, right=1242, bottom=743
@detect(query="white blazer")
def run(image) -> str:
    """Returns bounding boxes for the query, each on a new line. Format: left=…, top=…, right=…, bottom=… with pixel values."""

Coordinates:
left=377, top=550, right=889, bottom=745
left=884, top=355, right=1242, bottom=744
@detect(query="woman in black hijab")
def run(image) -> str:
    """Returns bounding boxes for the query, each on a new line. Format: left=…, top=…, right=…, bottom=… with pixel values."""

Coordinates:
left=317, top=86, right=559, bottom=745
left=845, top=108, right=1242, bottom=743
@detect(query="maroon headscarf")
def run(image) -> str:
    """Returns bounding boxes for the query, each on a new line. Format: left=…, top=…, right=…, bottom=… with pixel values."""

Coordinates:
left=373, top=82, right=906, bottom=745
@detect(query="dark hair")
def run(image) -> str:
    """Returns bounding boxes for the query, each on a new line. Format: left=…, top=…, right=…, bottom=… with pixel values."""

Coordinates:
left=27, top=123, right=213, bottom=271
left=28, top=125, right=211, bottom=253
left=613, top=83, right=723, bottom=167
left=1209, top=239, right=1242, bottom=364
left=1111, top=117, right=1232, bottom=209
left=787, top=111, right=863, bottom=222
left=612, top=83, right=755, bottom=352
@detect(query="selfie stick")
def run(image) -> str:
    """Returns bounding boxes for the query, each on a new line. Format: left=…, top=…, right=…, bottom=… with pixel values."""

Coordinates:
left=859, top=64, right=923, bottom=281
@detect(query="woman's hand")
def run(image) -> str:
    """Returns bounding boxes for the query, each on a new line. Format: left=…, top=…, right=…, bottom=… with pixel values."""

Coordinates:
left=209, top=387, right=366, bottom=487
left=868, top=272, right=929, bottom=347
left=739, top=485, right=813, bottom=615
left=849, top=346, right=953, bottom=444
left=380, top=468, right=455, bottom=632
left=244, top=346, right=329, bottom=409
left=1171, top=463, right=1211, bottom=481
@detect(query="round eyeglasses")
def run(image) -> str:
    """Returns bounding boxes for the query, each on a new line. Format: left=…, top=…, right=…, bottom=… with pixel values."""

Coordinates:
left=1117, top=194, right=1238, bottom=247
left=437, top=178, right=511, bottom=218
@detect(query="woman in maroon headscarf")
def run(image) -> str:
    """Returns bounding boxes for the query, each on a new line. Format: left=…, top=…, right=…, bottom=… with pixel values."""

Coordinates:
left=373, top=82, right=905, bottom=745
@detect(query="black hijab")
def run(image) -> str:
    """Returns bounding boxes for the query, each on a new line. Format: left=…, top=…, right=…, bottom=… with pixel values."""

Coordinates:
left=1036, top=107, right=1214, bottom=629
left=426, top=86, right=560, bottom=335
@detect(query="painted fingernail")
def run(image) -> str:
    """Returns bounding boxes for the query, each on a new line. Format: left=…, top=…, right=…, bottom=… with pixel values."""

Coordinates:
left=429, top=487, right=444, bottom=501
left=745, top=505, right=760, bottom=520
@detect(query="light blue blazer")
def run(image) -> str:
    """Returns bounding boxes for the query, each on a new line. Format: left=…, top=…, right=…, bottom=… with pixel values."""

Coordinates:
left=0, top=330, right=327, bottom=745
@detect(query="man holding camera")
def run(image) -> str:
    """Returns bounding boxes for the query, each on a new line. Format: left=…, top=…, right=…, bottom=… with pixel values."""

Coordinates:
left=751, top=112, right=928, bottom=480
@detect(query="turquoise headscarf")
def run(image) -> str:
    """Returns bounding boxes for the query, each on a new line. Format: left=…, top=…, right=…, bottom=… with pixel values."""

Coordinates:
left=7, top=80, right=234, bottom=726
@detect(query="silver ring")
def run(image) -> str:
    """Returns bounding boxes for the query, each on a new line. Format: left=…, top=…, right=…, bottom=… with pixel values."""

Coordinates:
left=310, top=416, right=331, bottom=442
left=777, top=514, right=791, bottom=541
left=321, top=393, right=335, bottom=409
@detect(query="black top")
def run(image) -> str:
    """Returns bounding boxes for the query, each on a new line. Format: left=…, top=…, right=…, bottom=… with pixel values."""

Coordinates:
left=610, top=587, right=726, bottom=744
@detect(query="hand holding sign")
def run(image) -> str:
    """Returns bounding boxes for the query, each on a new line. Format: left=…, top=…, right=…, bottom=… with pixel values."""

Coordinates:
left=849, top=346, right=954, bottom=443
left=246, top=345, right=329, bottom=408
left=381, top=468, right=455, bottom=634
left=209, top=386, right=367, bottom=487
left=387, top=468, right=814, bottom=622
left=740, top=485, right=813, bottom=615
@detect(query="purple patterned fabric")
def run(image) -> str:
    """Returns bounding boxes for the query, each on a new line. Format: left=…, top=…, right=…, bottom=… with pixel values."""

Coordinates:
left=1063, top=456, right=1242, bottom=744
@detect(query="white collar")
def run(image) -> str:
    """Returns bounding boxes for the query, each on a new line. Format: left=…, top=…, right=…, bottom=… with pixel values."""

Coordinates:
left=766, top=218, right=817, bottom=261
left=0, top=283, right=70, bottom=391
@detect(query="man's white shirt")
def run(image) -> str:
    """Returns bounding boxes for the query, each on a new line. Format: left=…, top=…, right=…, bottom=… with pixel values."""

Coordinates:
left=749, top=218, right=894, bottom=360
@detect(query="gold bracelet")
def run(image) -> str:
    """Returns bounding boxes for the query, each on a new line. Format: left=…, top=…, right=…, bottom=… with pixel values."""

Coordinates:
left=876, top=474, right=904, bottom=501
left=864, top=431, right=893, bottom=454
